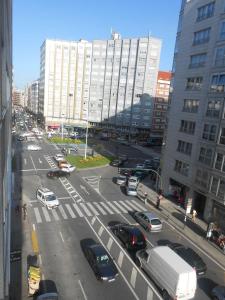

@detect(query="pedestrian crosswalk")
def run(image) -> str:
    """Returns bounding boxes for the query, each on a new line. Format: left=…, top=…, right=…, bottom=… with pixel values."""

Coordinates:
left=31, top=199, right=147, bottom=224
left=44, top=155, right=57, bottom=169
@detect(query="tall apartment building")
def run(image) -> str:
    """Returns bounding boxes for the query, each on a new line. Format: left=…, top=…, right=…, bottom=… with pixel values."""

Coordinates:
left=27, top=80, right=39, bottom=115
left=150, top=71, right=171, bottom=144
left=161, top=0, right=225, bottom=228
left=39, top=34, right=161, bottom=132
left=0, top=0, right=12, bottom=299
left=12, top=88, right=25, bottom=107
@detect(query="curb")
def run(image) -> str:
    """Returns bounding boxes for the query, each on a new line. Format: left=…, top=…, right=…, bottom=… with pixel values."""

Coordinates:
left=77, top=164, right=109, bottom=171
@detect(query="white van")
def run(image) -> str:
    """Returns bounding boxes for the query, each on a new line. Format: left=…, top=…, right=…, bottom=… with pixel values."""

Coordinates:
left=36, top=188, right=59, bottom=209
left=136, top=246, right=197, bottom=300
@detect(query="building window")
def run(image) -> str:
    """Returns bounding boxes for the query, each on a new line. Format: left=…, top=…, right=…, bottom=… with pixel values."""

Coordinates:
left=214, top=46, right=225, bottom=67
left=183, top=99, right=199, bottom=113
left=180, top=120, right=196, bottom=134
left=195, top=169, right=209, bottom=189
left=197, top=2, right=215, bottom=22
left=177, top=140, right=192, bottom=155
left=186, top=77, right=203, bottom=90
left=219, top=128, right=225, bottom=145
left=210, top=177, right=219, bottom=195
left=189, top=53, right=206, bottom=68
left=219, top=21, right=225, bottom=41
left=210, top=74, right=225, bottom=92
left=214, top=153, right=225, bottom=172
left=206, top=100, right=221, bottom=118
left=193, top=28, right=210, bottom=45
left=218, top=180, right=225, bottom=199
left=199, top=147, right=213, bottom=165
left=174, top=160, right=189, bottom=176
left=202, top=124, right=216, bottom=141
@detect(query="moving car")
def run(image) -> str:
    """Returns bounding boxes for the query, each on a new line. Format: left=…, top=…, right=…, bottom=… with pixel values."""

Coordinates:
left=112, top=223, right=146, bottom=251
left=126, top=186, right=137, bottom=196
left=54, top=153, right=64, bottom=162
left=168, top=243, right=207, bottom=276
left=83, top=242, right=118, bottom=282
left=128, top=176, right=139, bottom=188
left=120, top=169, right=132, bottom=177
left=116, top=175, right=127, bottom=185
left=36, top=188, right=59, bottom=209
left=135, top=163, right=145, bottom=169
left=110, top=159, right=123, bottom=167
left=60, top=164, right=76, bottom=173
left=133, top=212, right=162, bottom=232
left=47, top=169, right=70, bottom=178
left=27, top=144, right=42, bottom=151
left=132, top=170, right=148, bottom=181
left=211, top=285, right=225, bottom=300
left=136, top=246, right=197, bottom=300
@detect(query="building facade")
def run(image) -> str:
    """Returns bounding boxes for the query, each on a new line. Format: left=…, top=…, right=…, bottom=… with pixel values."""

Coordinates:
left=12, top=88, right=24, bottom=107
left=39, top=34, right=161, bottom=132
left=27, top=80, right=39, bottom=115
left=150, top=71, right=171, bottom=144
left=161, top=0, right=225, bottom=228
left=0, top=0, right=12, bottom=299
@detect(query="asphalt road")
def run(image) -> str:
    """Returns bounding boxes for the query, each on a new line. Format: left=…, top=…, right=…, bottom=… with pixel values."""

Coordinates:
left=18, top=136, right=225, bottom=300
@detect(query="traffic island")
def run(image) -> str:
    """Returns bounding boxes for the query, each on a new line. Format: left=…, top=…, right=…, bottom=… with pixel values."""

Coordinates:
left=66, top=154, right=114, bottom=169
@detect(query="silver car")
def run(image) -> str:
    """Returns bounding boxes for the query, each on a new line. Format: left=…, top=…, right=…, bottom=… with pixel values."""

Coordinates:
left=116, top=175, right=127, bottom=185
left=211, top=285, right=225, bottom=300
left=134, top=211, right=162, bottom=232
left=126, top=186, right=137, bottom=196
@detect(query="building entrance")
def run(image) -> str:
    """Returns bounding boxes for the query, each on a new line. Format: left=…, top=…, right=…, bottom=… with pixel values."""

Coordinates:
left=193, top=192, right=206, bottom=219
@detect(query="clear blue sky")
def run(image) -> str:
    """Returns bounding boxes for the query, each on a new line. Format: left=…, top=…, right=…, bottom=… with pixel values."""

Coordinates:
left=13, top=0, right=181, bottom=89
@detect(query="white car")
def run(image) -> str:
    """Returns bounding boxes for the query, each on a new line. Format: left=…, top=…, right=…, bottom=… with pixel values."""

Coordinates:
left=60, top=164, right=76, bottom=173
left=116, top=175, right=127, bottom=185
left=136, top=163, right=145, bottom=169
left=36, top=187, right=59, bottom=209
left=27, top=144, right=42, bottom=151
left=54, top=153, right=64, bottom=162
left=126, top=186, right=137, bottom=196
left=128, top=176, right=139, bottom=188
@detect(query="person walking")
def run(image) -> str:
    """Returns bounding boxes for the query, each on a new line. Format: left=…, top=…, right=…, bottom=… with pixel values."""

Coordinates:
left=192, top=209, right=197, bottom=222
left=156, top=191, right=163, bottom=209
left=22, top=203, right=27, bottom=220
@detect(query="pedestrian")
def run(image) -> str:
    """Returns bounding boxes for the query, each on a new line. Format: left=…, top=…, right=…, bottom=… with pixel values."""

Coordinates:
left=192, top=209, right=197, bottom=222
left=156, top=192, right=163, bottom=209
left=22, top=203, right=27, bottom=220
left=206, top=228, right=212, bottom=241
left=144, top=192, right=148, bottom=205
left=15, top=204, right=20, bottom=215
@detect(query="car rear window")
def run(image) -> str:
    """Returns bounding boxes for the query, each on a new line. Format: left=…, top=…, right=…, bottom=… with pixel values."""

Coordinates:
left=151, top=219, right=161, bottom=225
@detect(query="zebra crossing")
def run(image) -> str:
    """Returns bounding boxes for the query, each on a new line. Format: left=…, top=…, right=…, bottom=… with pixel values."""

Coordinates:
left=32, top=199, right=147, bottom=224
left=44, top=155, right=57, bottom=169
left=83, top=176, right=100, bottom=193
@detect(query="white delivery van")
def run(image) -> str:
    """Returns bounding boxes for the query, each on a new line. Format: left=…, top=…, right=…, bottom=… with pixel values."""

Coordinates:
left=136, top=246, right=197, bottom=300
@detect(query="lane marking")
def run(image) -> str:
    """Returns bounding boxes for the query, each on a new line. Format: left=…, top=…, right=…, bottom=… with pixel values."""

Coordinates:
left=38, top=158, right=42, bottom=164
left=99, top=202, right=114, bottom=214
left=78, top=280, right=88, bottom=300
left=80, top=203, right=92, bottom=217
left=147, top=287, right=154, bottom=300
left=98, top=226, right=104, bottom=237
left=107, top=237, right=113, bottom=251
left=125, top=200, right=142, bottom=212
left=118, top=251, right=124, bottom=268
left=65, top=204, right=76, bottom=218
left=86, top=202, right=99, bottom=215
left=93, top=202, right=107, bottom=215
left=113, top=201, right=128, bottom=213
left=118, top=201, right=134, bottom=212
left=59, top=231, right=65, bottom=243
left=130, top=268, right=137, bottom=288
left=107, top=201, right=120, bottom=214
left=51, top=209, right=60, bottom=221
left=30, top=155, right=37, bottom=172
left=131, top=200, right=147, bottom=211
left=58, top=205, right=68, bottom=219
left=73, top=203, right=84, bottom=217
left=34, top=207, right=42, bottom=223
left=31, top=228, right=39, bottom=254
left=42, top=207, right=51, bottom=222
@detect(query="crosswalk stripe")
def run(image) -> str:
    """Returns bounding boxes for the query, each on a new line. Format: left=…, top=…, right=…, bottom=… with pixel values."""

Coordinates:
left=34, top=207, right=42, bottom=223
left=124, top=200, right=141, bottom=212
left=93, top=202, right=107, bottom=215
left=100, top=202, right=114, bottom=214
left=42, top=207, right=51, bottom=222
left=86, top=203, right=99, bottom=215
left=118, top=201, right=134, bottom=211
left=130, top=200, right=146, bottom=211
left=80, top=203, right=92, bottom=217
left=113, top=201, right=128, bottom=213
left=58, top=206, right=68, bottom=219
left=65, top=204, right=76, bottom=218
left=107, top=201, right=120, bottom=214
left=73, top=203, right=84, bottom=217
left=51, top=209, right=60, bottom=221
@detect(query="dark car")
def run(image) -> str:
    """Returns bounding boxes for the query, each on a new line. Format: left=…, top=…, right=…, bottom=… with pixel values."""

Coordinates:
left=120, top=169, right=132, bottom=177
left=169, top=243, right=207, bottom=276
left=83, top=243, right=118, bottom=282
left=112, top=224, right=147, bottom=251
left=16, top=136, right=25, bottom=141
left=110, top=159, right=123, bottom=167
left=132, top=170, right=148, bottom=181
left=47, top=169, right=70, bottom=178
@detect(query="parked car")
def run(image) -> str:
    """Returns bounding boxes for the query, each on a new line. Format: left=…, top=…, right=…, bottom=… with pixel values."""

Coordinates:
left=83, top=242, right=118, bottom=282
left=47, top=169, right=70, bottom=179
left=54, top=154, right=64, bottom=162
left=126, top=186, right=137, bottom=196
left=136, top=246, right=197, bottom=300
left=132, top=170, right=148, bottom=181
left=116, top=175, right=127, bottom=185
left=168, top=243, right=207, bottom=276
left=120, top=169, right=132, bottom=177
left=112, top=223, right=146, bottom=251
left=133, top=212, right=162, bottom=232
left=135, top=163, right=145, bottom=169
left=211, top=285, right=225, bottom=300
left=128, top=176, right=139, bottom=188
left=36, top=188, right=59, bottom=209
left=27, top=144, right=42, bottom=151
left=110, top=159, right=123, bottom=167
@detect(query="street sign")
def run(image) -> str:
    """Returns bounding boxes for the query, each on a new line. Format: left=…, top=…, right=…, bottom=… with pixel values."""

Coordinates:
left=10, top=250, right=22, bottom=262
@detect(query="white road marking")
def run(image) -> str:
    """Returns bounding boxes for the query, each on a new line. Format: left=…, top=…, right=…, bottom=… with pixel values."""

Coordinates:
left=30, top=155, right=37, bottom=171
left=93, top=202, right=107, bottom=215
left=147, top=287, right=154, bottom=300
left=34, top=207, right=42, bottom=223
left=73, top=203, right=84, bottom=217
left=38, top=158, right=42, bottom=164
left=131, top=200, right=146, bottom=211
left=118, top=251, right=124, bottom=268
left=78, top=280, right=88, bottom=300
left=125, top=200, right=141, bottom=212
left=51, top=209, right=60, bottom=221
left=42, top=207, right=51, bottom=222
left=59, top=231, right=65, bottom=243
left=32, top=224, right=36, bottom=231
left=119, top=201, right=134, bottom=211
left=39, top=254, right=42, bottom=265
left=107, top=237, right=113, bottom=251
left=21, top=168, right=52, bottom=171
left=113, top=201, right=128, bottom=213
left=58, top=205, right=68, bottom=219
left=107, top=201, right=120, bottom=214
left=130, top=268, right=137, bottom=288
left=98, top=226, right=104, bottom=237
left=86, top=203, right=99, bottom=215
left=80, top=185, right=90, bottom=195
left=99, top=202, right=114, bottom=214
left=80, top=203, right=92, bottom=217
left=65, top=204, right=76, bottom=218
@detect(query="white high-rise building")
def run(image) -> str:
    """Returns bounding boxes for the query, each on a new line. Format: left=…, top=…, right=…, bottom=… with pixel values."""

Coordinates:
left=39, top=34, right=161, bottom=132
left=162, top=0, right=225, bottom=228
left=27, top=80, right=39, bottom=115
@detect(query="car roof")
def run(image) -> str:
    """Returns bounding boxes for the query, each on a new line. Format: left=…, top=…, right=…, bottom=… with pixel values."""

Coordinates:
left=120, top=224, right=143, bottom=235
left=141, top=212, right=160, bottom=220
left=38, top=188, right=54, bottom=195
left=129, top=176, right=138, bottom=180
left=89, top=244, right=108, bottom=256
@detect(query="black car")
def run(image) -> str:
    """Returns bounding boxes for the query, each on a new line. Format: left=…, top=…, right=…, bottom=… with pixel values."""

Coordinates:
left=169, top=243, right=207, bottom=276
left=120, top=169, right=132, bottom=177
left=112, top=224, right=147, bottom=251
left=83, top=243, right=118, bottom=282
left=16, top=136, right=25, bottom=141
left=132, top=170, right=148, bottom=181
left=110, top=159, right=123, bottom=167
left=47, top=169, right=70, bottom=178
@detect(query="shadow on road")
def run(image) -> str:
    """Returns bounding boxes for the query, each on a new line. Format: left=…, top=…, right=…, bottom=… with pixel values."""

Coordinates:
left=198, top=277, right=217, bottom=298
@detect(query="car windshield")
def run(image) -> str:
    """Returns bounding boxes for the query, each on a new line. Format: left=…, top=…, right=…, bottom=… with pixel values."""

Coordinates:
left=128, top=187, right=136, bottom=191
left=151, top=218, right=161, bottom=225
left=46, top=194, right=56, bottom=201
left=129, top=179, right=136, bottom=183
left=118, top=176, right=125, bottom=180
left=96, top=254, right=110, bottom=265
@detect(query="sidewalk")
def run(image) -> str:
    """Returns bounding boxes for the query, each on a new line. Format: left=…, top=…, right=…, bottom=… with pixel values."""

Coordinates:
left=137, top=184, right=225, bottom=269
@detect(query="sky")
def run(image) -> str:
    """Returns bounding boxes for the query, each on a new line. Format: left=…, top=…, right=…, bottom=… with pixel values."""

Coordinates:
left=13, top=0, right=181, bottom=89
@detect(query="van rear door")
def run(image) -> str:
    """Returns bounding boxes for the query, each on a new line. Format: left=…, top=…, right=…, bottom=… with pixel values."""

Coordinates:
left=176, top=271, right=196, bottom=299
